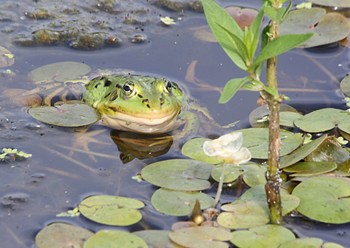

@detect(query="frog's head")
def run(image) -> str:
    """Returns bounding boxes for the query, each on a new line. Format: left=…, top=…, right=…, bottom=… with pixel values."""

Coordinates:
left=84, top=75, right=184, bottom=133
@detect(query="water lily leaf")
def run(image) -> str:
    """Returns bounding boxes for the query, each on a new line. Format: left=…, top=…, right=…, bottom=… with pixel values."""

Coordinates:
left=29, top=61, right=91, bottom=82
left=294, top=108, right=350, bottom=134
left=78, top=195, right=144, bottom=226
left=218, top=185, right=299, bottom=229
left=230, top=225, right=295, bottom=248
left=340, top=74, right=350, bottom=96
left=0, top=46, right=14, bottom=68
left=169, top=226, right=232, bottom=248
left=181, top=138, right=223, bottom=164
left=151, top=188, right=214, bottom=216
left=133, top=230, right=181, bottom=248
left=279, top=237, right=344, bottom=248
left=279, top=8, right=350, bottom=48
left=284, top=161, right=337, bottom=177
left=238, top=128, right=304, bottom=159
left=35, top=222, right=93, bottom=248
left=84, top=230, right=147, bottom=248
left=280, top=135, right=327, bottom=168
left=28, top=102, right=100, bottom=127
left=292, top=176, right=350, bottom=223
left=211, top=163, right=266, bottom=187
left=280, top=111, right=303, bottom=128
left=310, top=0, right=350, bottom=7
left=141, top=159, right=213, bottom=191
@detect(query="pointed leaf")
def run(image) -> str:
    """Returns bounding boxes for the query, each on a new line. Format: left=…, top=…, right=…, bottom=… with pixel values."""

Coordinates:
left=219, top=77, right=251, bottom=104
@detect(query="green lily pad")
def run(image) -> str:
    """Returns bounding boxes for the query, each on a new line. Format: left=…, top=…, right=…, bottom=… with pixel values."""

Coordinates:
left=292, top=176, right=350, bottom=223
left=133, top=230, right=181, bottom=248
left=28, top=101, right=100, bottom=127
left=238, top=128, right=303, bottom=159
left=35, top=222, right=93, bottom=248
left=310, top=0, right=350, bottom=7
left=169, top=226, right=232, bottom=248
left=0, top=46, right=14, bottom=68
left=280, top=111, right=303, bottom=128
left=284, top=161, right=337, bottom=177
left=340, top=74, right=350, bottom=97
left=141, top=159, right=213, bottom=191
left=29, top=61, right=91, bottom=82
left=294, top=108, right=350, bottom=133
left=211, top=163, right=266, bottom=187
left=181, top=138, right=223, bottom=164
left=151, top=188, right=214, bottom=216
left=230, top=225, right=295, bottom=248
left=279, top=237, right=344, bottom=248
left=78, top=195, right=144, bottom=226
left=218, top=185, right=300, bottom=229
left=84, top=230, right=147, bottom=248
left=280, top=135, right=327, bottom=168
left=279, top=8, right=350, bottom=48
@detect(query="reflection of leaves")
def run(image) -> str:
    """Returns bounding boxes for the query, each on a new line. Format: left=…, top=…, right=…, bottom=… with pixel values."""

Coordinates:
left=279, top=8, right=350, bottom=48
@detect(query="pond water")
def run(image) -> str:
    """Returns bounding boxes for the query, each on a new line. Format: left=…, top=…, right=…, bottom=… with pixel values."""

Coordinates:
left=0, top=0, right=350, bottom=247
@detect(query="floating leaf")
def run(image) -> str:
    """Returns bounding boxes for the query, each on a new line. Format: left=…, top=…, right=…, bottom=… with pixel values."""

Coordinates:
left=218, top=185, right=299, bottom=229
left=225, top=6, right=258, bottom=29
left=280, top=135, right=327, bottom=168
left=293, top=176, right=350, bottom=223
left=279, top=8, right=350, bottom=48
left=294, top=108, right=350, bottom=134
left=160, top=16, right=176, bottom=25
left=151, top=188, right=214, bottom=216
left=28, top=102, right=100, bottom=127
left=84, top=230, right=147, bottom=248
left=78, top=195, right=144, bottom=226
left=169, top=226, right=232, bottom=248
left=133, top=230, right=181, bottom=248
left=279, top=237, right=344, bottom=248
left=141, top=159, right=213, bottom=191
left=28, top=61, right=91, bottom=82
left=182, top=138, right=223, bottom=164
left=340, top=74, right=350, bottom=97
left=309, top=0, right=350, bottom=7
left=0, top=46, right=14, bottom=67
left=230, top=225, right=295, bottom=248
left=284, top=161, right=337, bottom=177
left=238, top=128, right=303, bottom=159
left=35, top=222, right=93, bottom=248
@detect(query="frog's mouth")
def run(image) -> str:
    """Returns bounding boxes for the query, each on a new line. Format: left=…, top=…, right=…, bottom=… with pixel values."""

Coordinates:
left=100, top=109, right=181, bottom=134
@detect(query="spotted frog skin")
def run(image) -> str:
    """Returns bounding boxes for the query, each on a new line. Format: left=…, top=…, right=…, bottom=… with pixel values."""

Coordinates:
left=82, top=75, right=185, bottom=134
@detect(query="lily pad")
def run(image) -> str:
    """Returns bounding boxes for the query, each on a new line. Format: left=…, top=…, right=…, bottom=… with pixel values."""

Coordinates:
left=0, top=46, right=14, bottom=68
left=294, top=108, right=350, bottom=134
left=78, top=195, right=144, bottom=226
left=310, top=0, right=350, bottom=7
left=28, top=101, right=100, bottom=127
left=133, top=230, right=181, bottom=248
left=238, top=128, right=303, bottom=159
left=84, top=230, right=147, bottom=248
left=340, top=74, right=350, bottom=97
left=182, top=138, right=223, bottom=164
left=292, top=176, right=350, bottom=223
left=279, top=8, right=350, bottom=48
left=151, top=188, right=214, bottom=216
left=29, top=61, right=91, bottom=82
left=169, top=226, right=232, bottom=248
left=280, top=135, right=327, bottom=168
left=211, top=163, right=266, bottom=187
left=230, top=225, right=295, bottom=248
left=279, top=237, right=344, bottom=248
left=141, top=159, right=213, bottom=191
left=35, top=222, right=94, bottom=248
left=218, top=185, right=300, bottom=229
left=284, top=161, right=337, bottom=177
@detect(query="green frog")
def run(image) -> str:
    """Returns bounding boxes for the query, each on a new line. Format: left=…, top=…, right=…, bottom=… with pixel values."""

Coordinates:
left=81, top=74, right=191, bottom=134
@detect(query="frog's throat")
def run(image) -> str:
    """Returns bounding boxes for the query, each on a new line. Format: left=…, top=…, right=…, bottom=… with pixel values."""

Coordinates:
left=100, top=110, right=180, bottom=134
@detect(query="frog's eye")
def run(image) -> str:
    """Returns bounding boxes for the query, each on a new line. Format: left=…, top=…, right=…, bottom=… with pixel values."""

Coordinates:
left=165, top=81, right=174, bottom=93
left=122, top=82, right=134, bottom=96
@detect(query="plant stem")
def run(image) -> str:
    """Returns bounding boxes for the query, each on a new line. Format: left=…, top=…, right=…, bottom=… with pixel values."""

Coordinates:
left=265, top=2, right=283, bottom=224
left=213, top=163, right=226, bottom=207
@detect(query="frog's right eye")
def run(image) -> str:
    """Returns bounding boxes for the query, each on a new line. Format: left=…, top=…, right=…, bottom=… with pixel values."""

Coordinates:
left=122, top=82, right=135, bottom=97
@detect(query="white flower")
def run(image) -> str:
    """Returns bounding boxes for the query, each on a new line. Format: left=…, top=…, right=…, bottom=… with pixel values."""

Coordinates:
left=203, top=132, right=251, bottom=164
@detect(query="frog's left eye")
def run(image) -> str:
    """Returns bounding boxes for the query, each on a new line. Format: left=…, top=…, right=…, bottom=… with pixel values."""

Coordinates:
left=165, top=81, right=175, bottom=93
left=122, top=82, right=134, bottom=96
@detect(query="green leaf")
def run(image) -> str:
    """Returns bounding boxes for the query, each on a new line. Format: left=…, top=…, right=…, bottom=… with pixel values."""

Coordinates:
left=219, top=77, right=251, bottom=104
left=253, top=33, right=313, bottom=66
left=133, top=230, right=180, bottom=248
left=181, top=138, right=223, bottom=164
left=249, top=8, right=264, bottom=61
left=263, top=6, right=286, bottom=22
left=201, top=0, right=247, bottom=70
